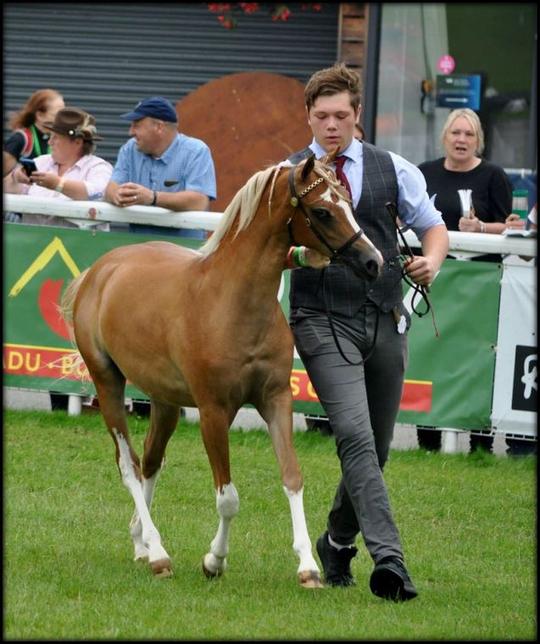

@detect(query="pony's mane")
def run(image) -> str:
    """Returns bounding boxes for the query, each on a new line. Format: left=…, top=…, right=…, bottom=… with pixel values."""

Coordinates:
left=200, top=157, right=344, bottom=256
left=200, top=164, right=281, bottom=256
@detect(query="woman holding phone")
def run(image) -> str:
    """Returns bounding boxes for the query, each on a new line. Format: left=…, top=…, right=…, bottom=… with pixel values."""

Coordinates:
left=7, top=106, right=112, bottom=224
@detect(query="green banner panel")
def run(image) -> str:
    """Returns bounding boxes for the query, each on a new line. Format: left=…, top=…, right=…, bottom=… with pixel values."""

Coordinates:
left=4, top=224, right=501, bottom=430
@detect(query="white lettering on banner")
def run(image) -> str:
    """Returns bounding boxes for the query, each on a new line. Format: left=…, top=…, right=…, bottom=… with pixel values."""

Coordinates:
left=491, top=262, right=536, bottom=436
left=521, top=355, right=537, bottom=400
left=512, top=347, right=537, bottom=410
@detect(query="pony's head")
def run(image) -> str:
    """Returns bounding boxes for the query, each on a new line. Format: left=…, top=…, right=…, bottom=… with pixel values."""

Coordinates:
left=287, top=152, right=383, bottom=281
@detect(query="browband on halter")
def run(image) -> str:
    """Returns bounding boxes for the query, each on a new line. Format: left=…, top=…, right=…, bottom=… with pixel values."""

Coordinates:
left=287, top=163, right=364, bottom=259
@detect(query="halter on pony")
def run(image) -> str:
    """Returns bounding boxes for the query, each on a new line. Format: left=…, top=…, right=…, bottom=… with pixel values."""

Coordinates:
left=287, top=161, right=365, bottom=263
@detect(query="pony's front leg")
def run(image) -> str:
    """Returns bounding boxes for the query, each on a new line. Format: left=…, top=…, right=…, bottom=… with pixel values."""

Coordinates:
left=283, top=486, right=322, bottom=588
left=129, top=470, right=161, bottom=562
left=202, top=482, right=240, bottom=577
left=198, top=407, right=239, bottom=578
left=262, top=392, right=323, bottom=588
left=113, top=429, right=172, bottom=577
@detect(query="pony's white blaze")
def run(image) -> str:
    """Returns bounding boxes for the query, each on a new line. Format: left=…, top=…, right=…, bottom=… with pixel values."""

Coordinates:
left=321, top=187, right=360, bottom=232
left=113, top=428, right=170, bottom=565
left=320, top=186, right=384, bottom=265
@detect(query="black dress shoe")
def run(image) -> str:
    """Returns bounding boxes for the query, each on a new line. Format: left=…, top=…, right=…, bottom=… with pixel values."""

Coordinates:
left=369, top=556, right=418, bottom=601
left=316, top=531, right=358, bottom=587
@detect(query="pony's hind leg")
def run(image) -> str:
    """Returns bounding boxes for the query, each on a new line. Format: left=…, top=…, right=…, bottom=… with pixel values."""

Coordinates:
left=129, top=400, right=181, bottom=572
left=198, top=405, right=240, bottom=578
left=89, top=360, right=172, bottom=577
left=260, top=391, right=323, bottom=588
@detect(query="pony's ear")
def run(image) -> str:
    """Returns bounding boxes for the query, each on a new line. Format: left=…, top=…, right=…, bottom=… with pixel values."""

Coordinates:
left=300, top=154, right=315, bottom=181
left=321, top=146, right=340, bottom=166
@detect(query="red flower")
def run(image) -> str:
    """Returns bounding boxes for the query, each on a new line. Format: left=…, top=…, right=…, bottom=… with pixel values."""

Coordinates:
left=239, top=2, right=259, bottom=14
left=208, top=3, right=232, bottom=12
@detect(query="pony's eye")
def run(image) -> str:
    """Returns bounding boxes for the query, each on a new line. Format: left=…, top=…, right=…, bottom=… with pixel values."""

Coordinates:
left=311, top=208, right=332, bottom=220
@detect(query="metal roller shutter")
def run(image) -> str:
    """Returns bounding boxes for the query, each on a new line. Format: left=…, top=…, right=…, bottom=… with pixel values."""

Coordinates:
left=3, top=2, right=339, bottom=163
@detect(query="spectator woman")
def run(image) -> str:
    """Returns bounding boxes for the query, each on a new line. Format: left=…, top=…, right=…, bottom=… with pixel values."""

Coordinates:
left=3, top=88, right=65, bottom=177
left=418, top=108, right=512, bottom=236
left=8, top=106, right=113, bottom=227
left=416, top=108, right=512, bottom=453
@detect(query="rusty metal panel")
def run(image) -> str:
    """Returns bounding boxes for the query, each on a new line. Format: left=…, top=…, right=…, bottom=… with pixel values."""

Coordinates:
left=178, top=72, right=313, bottom=213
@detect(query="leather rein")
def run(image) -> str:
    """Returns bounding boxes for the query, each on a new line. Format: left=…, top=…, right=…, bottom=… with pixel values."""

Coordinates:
left=287, top=165, right=364, bottom=260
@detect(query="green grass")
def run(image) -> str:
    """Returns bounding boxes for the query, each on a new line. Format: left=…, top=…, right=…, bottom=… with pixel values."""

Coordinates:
left=4, top=409, right=536, bottom=640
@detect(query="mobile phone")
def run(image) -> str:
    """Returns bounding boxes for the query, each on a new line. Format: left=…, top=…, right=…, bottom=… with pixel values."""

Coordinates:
left=20, top=157, right=38, bottom=177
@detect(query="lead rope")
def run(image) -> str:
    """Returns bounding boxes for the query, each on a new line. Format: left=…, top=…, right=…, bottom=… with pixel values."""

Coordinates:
left=321, top=266, right=379, bottom=366
left=385, top=202, right=439, bottom=338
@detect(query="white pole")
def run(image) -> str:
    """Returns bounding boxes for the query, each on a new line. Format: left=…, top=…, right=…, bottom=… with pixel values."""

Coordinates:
left=67, top=394, right=82, bottom=416
left=441, top=428, right=459, bottom=453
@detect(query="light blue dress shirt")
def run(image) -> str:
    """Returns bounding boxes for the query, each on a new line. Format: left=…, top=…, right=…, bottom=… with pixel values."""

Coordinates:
left=112, top=132, right=216, bottom=197
left=112, top=132, right=217, bottom=237
left=308, top=138, right=444, bottom=239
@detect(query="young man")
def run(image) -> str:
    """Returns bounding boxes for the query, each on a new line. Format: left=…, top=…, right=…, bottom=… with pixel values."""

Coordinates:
left=105, top=96, right=216, bottom=236
left=288, top=63, right=449, bottom=601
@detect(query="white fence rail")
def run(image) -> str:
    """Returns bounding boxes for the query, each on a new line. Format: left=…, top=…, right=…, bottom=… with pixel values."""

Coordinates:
left=4, top=194, right=537, bottom=258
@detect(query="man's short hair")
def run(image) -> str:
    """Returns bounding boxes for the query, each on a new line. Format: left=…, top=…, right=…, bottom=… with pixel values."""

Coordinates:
left=304, top=63, right=362, bottom=111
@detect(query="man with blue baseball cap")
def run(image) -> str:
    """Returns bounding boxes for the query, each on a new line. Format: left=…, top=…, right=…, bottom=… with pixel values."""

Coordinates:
left=105, top=96, right=216, bottom=237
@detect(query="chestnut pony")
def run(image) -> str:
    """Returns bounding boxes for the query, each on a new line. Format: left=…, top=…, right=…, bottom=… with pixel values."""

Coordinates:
left=61, top=152, right=383, bottom=588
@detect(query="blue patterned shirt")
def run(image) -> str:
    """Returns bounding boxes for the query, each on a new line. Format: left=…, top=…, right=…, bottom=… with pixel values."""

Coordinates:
left=112, top=132, right=216, bottom=237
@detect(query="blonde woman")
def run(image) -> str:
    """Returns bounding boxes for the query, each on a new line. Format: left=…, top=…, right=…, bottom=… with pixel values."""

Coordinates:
left=416, top=108, right=513, bottom=454
left=418, top=108, right=512, bottom=235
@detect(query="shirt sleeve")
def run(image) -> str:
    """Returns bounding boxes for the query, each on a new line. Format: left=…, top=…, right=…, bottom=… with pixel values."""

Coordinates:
left=83, top=159, right=114, bottom=200
left=110, top=141, right=132, bottom=185
left=183, top=144, right=217, bottom=200
left=390, top=152, right=445, bottom=239
left=4, top=131, right=26, bottom=160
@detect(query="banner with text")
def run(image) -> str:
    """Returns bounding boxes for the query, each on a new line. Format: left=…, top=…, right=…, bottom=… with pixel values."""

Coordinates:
left=4, top=224, right=500, bottom=429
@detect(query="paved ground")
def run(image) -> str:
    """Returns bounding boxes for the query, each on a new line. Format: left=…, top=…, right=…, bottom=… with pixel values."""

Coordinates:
left=4, top=386, right=511, bottom=455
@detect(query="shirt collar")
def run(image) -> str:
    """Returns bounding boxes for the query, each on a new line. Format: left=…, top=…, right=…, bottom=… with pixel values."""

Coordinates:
left=149, top=133, right=182, bottom=164
left=308, top=137, right=363, bottom=164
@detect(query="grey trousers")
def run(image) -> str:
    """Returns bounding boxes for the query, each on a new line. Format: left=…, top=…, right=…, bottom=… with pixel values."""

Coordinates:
left=291, top=303, right=408, bottom=564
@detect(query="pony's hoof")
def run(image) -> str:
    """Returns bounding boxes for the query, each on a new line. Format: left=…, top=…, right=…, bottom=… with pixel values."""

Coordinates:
left=202, top=553, right=226, bottom=578
left=298, top=570, right=324, bottom=588
left=150, top=558, right=173, bottom=578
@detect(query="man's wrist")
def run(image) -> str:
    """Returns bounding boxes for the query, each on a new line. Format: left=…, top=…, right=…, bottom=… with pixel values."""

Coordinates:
left=151, top=190, right=158, bottom=206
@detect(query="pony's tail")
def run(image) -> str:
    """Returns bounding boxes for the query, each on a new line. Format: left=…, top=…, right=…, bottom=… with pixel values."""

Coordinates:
left=58, top=268, right=90, bottom=342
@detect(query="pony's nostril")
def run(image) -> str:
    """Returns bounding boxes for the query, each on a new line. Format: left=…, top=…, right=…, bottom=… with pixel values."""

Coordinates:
left=366, top=259, right=380, bottom=278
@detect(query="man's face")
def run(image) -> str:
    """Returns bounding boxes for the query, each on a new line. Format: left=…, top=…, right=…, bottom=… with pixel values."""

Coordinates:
left=129, top=117, right=163, bottom=154
left=307, top=91, right=360, bottom=154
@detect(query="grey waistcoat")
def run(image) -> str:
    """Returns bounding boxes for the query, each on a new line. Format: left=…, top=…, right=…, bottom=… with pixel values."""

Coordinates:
left=289, top=142, right=403, bottom=318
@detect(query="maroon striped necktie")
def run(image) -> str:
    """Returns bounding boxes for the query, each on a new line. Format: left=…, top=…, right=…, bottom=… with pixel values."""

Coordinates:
left=334, top=155, right=352, bottom=199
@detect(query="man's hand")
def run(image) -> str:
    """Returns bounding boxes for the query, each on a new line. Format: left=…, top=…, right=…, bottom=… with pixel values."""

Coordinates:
left=305, top=248, right=331, bottom=268
left=403, top=255, right=437, bottom=287
left=112, top=182, right=154, bottom=207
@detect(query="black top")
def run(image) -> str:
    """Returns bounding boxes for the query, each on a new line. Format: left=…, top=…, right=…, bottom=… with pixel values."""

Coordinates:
left=417, top=157, right=512, bottom=231
left=4, top=125, right=50, bottom=161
